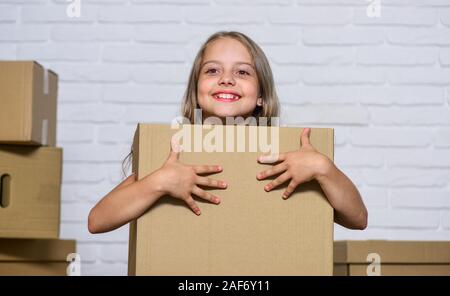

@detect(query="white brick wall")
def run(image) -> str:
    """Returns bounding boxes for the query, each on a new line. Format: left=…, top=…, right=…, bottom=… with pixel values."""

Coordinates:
left=2, top=0, right=450, bottom=275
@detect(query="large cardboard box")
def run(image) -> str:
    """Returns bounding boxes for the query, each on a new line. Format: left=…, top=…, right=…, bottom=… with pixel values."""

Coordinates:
left=0, top=61, right=58, bottom=146
left=0, top=238, right=76, bottom=276
left=0, top=146, right=62, bottom=238
left=334, top=240, right=450, bottom=276
left=129, top=123, right=334, bottom=275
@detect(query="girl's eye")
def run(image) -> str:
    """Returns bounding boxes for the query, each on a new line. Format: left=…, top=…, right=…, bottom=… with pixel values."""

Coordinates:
left=237, top=70, right=250, bottom=76
left=205, top=68, right=219, bottom=74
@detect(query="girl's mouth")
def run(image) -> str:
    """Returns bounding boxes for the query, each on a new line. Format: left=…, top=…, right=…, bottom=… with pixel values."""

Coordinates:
left=212, top=92, right=241, bottom=103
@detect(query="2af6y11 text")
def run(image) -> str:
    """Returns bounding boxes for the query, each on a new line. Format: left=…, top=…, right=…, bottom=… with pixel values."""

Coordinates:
left=178, top=280, right=270, bottom=293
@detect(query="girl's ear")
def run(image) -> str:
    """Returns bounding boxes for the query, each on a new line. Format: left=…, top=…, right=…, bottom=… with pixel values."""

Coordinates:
left=257, top=97, right=263, bottom=106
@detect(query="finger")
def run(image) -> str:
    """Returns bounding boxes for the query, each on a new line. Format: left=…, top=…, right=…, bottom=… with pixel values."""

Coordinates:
left=192, top=186, right=221, bottom=204
left=196, top=176, right=227, bottom=189
left=193, top=165, right=222, bottom=175
left=185, top=195, right=201, bottom=215
left=300, top=128, right=312, bottom=148
left=264, top=172, right=291, bottom=192
left=167, top=149, right=179, bottom=163
left=282, top=180, right=298, bottom=199
left=257, top=153, right=285, bottom=164
left=257, top=162, right=287, bottom=180
left=168, top=136, right=182, bottom=162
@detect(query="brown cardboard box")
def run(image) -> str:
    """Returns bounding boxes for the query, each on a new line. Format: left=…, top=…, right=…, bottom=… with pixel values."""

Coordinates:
left=0, top=146, right=62, bottom=238
left=0, top=61, right=58, bottom=146
left=0, top=238, right=76, bottom=275
left=334, top=240, right=450, bottom=276
left=128, top=123, right=334, bottom=275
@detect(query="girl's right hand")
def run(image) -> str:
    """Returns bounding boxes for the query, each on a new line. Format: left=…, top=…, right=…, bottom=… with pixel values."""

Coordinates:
left=153, top=142, right=227, bottom=216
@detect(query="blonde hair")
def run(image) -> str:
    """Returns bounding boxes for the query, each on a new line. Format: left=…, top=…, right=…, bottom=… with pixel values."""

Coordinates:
left=181, top=31, right=280, bottom=125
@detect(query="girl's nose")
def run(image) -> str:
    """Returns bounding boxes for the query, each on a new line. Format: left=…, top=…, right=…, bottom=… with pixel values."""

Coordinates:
left=218, top=74, right=235, bottom=86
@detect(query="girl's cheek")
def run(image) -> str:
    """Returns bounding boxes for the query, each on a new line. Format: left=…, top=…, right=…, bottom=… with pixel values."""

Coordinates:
left=199, top=77, right=216, bottom=89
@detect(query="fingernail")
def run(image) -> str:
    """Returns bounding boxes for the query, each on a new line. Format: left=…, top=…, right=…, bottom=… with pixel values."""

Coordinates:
left=196, top=209, right=201, bottom=215
left=265, top=185, right=270, bottom=191
left=217, top=166, right=222, bottom=171
left=282, top=194, right=288, bottom=199
left=214, top=197, right=221, bottom=204
left=222, top=182, right=227, bottom=188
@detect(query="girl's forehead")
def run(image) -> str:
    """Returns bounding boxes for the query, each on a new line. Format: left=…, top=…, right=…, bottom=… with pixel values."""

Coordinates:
left=203, top=38, right=253, bottom=64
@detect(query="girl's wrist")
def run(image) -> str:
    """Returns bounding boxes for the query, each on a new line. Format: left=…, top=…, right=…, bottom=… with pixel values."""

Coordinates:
left=142, top=170, right=167, bottom=198
left=314, top=154, right=333, bottom=182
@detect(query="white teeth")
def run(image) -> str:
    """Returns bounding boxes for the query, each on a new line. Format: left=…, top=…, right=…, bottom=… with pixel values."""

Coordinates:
left=215, top=93, right=239, bottom=100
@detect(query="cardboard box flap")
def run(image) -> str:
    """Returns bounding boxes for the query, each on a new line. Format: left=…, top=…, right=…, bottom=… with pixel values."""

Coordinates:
left=334, top=240, right=450, bottom=264
left=129, top=123, right=334, bottom=275
left=30, top=61, right=58, bottom=146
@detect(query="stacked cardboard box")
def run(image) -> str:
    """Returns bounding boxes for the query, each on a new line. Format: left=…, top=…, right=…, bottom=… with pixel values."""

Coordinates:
left=334, top=240, right=450, bottom=276
left=0, top=61, right=75, bottom=275
left=129, top=124, right=335, bottom=275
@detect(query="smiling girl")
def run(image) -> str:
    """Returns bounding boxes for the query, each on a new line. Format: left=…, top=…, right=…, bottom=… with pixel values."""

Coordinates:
left=88, top=31, right=368, bottom=234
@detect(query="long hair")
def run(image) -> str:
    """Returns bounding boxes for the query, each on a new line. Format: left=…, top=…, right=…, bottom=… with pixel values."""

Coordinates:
left=181, top=31, right=280, bottom=125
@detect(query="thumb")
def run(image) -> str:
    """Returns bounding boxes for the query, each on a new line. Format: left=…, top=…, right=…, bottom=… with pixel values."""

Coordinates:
left=168, top=135, right=182, bottom=162
left=300, top=128, right=312, bottom=148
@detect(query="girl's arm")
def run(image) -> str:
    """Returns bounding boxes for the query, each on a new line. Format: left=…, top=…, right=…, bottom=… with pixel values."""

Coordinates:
left=316, top=160, right=368, bottom=230
left=256, top=128, right=368, bottom=230
left=88, top=171, right=165, bottom=234
left=88, top=145, right=227, bottom=234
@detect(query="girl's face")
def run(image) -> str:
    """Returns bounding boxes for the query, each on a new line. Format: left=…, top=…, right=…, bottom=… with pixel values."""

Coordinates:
left=197, top=37, right=262, bottom=121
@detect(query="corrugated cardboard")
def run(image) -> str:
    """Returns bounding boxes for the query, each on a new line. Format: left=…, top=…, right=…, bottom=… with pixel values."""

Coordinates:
left=128, top=123, right=334, bottom=275
left=334, top=240, right=450, bottom=276
left=0, top=61, right=58, bottom=146
left=0, top=146, right=62, bottom=238
left=0, top=238, right=76, bottom=276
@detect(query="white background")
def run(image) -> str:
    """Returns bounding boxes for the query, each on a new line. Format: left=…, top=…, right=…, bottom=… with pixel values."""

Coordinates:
left=1, top=0, right=450, bottom=275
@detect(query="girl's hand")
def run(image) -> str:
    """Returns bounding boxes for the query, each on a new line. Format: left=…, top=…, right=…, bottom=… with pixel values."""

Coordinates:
left=256, top=128, right=331, bottom=199
left=154, top=141, right=227, bottom=216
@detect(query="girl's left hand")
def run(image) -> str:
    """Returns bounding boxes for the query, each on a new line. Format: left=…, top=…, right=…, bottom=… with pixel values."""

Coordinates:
left=256, top=128, right=331, bottom=199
